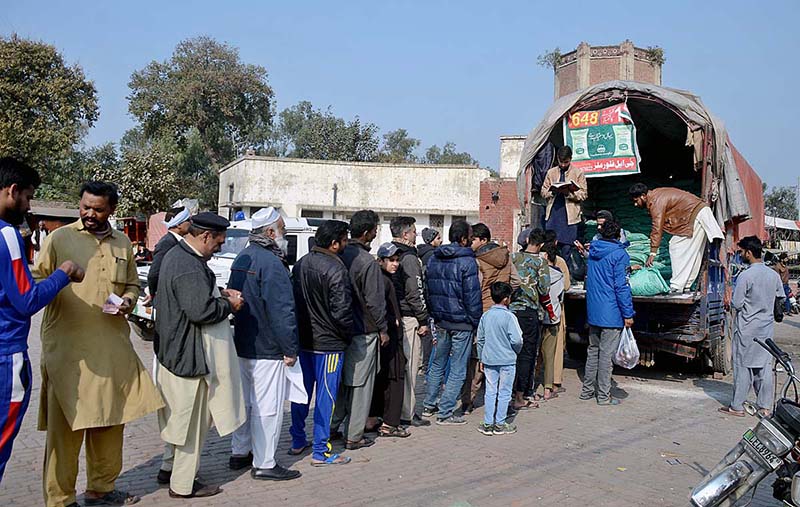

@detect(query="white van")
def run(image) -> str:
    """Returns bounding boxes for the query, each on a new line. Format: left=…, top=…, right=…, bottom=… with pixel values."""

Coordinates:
left=129, top=217, right=320, bottom=341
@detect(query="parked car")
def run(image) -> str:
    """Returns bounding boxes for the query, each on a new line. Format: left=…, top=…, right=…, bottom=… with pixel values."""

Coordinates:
left=129, top=217, right=320, bottom=341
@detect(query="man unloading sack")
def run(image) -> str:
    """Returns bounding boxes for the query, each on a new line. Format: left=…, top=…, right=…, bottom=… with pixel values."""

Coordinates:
left=629, top=183, right=724, bottom=293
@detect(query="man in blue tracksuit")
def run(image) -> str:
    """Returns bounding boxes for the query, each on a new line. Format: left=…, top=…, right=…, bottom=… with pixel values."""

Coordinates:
left=289, top=220, right=354, bottom=466
left=580, top=220, right=634, bottom=406
left=422, top=220, right=483, bottom=425
left=0, top=157, right=83, bottom=483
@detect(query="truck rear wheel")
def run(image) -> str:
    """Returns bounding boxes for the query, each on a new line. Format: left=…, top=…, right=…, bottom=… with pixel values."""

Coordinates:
left=566, top=341, right=587, bottom=362
left=129, top=318, right=155, bottom=342
left=711, top=323, right=732, bottom=375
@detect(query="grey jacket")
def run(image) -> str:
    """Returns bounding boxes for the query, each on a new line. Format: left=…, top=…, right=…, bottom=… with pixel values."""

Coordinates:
left=155, top=242, right=232, bottom=377
left=341, top=240, right=388, bottom=336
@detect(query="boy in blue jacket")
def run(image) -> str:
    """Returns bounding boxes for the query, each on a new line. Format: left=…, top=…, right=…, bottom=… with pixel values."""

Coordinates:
left=477, top=282, right=523, bottom=435
left=581, top=220, right=634, bottom=406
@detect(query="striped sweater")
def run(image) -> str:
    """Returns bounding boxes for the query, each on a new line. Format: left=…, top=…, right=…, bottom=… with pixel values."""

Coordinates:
left=0, top=220, right=69, bottom=355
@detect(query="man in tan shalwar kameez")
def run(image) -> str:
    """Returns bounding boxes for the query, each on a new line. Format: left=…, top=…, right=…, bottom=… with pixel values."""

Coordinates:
left=33, top=182, right=164, bottom=507
left=154, top=212, right=246, bottom=499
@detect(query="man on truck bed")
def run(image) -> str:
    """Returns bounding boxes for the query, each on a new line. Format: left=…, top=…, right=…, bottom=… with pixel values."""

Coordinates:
left=629, top=183, right=724, bottom=293
left=541, top=145, right=588, bottom=260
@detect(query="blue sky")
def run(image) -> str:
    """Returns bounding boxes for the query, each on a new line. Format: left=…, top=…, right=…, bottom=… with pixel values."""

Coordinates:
left=4, top=1, right=798, bottom=188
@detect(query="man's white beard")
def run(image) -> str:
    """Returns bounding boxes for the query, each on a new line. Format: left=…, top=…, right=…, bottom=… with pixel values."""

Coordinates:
left=275, top=235, right=289, bottom=255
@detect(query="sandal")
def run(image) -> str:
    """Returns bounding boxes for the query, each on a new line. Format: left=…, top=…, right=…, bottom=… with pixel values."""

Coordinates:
left=364, top=421, right=382, bottom=433
left=311, top=453, right=352, bottom=467
left=378, top=424, right=410, bottom=438
left=718, top=407, right=745, bottom=417
left=84, top=490, right=140, bottom=506
left=512, top=400, right=539, bottom=411
left=345, top=437, right=375, bottom=450
left=544, top=390, right=559, bottom=400
left=287, top=443, right=311, bottom=456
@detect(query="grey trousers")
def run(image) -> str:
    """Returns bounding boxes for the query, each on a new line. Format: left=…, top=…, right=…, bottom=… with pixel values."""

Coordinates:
left=401, top=317, right=422, bottom=421
left=731, top=362, right=775, bottom=412
left=580, top=326, right=622, bottom=402
left=331, top=332, right=379, bottom=442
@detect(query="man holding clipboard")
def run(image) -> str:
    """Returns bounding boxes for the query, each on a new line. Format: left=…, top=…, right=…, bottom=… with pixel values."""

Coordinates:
left=540, top=146, right=588, bottom=260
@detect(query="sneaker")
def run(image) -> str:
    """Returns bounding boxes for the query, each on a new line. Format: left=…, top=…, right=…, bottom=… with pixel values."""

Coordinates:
left=477, top=423, right=494, bottom=436
left=493, top=423, right=517, bottom=435
left=436, top=415, right=467, bottom=426
left=421, top=406, right=438, bottom=418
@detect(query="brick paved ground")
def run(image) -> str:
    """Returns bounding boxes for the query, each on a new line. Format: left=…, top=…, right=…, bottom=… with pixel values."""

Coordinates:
left=3, top=314, right=799, bottom=506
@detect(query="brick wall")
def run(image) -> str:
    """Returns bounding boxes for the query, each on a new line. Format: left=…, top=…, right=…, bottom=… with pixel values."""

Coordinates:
left=556, top=63, right=579, bottom=98
left=589, top=58, right=620, bottom=86
left=634, top=59, right=656, bottom=84
left=479, top=178, right=520, bottom=248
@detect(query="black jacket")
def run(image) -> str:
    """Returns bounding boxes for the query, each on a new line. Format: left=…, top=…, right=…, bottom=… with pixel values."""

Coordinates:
left=340, top=240, right=387, bottom=336
left=147, top=232, right=179, bottom=296
left=417, top=243, right=436, bottom=270
left=229, top=243, right=299, bottom=360
left=155, top=242, right=232, bottom=377
left=391, top=242, right=428, bottom=325
left=292, top=247, right=354, bottom=352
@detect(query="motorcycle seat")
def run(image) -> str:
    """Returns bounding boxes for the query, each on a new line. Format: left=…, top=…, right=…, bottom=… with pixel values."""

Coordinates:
left=775, top=398, right=800, bottom=434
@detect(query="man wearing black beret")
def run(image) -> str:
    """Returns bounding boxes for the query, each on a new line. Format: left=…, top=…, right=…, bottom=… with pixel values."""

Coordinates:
left=154, top=212, right=247, bottom=498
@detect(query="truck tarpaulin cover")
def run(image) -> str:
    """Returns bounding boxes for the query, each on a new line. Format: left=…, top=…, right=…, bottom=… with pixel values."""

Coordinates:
left=728, top=141, right=766, bottom=242
left=517, top=81, right=751, bottom=227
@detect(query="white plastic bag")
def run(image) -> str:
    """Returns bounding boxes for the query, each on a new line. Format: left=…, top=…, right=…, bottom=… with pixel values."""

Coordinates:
left=613, top=328, right=640, bottom=369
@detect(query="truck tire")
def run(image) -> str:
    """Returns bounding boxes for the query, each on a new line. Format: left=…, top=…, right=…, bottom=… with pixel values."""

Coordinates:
left=566, top=341, right=587, bottom=362
left=129, top=318, right=155, bottom=342
left=711, top=322, right=732, bottom=375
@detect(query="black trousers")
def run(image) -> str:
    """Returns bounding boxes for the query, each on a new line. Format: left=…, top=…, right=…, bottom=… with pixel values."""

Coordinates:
left=513, top=310, right=541, bottom=394
left=369, top=341, right=407, bottom=427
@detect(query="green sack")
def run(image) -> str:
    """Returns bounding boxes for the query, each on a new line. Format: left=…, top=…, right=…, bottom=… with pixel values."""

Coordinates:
left=629, top=267, right=670, bottom=296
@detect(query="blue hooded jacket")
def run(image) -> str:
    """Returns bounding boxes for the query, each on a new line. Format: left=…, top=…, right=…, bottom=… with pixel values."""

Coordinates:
left=426, top=243, right=482, bottom=330
left=586, top=238, right=635, bottom=328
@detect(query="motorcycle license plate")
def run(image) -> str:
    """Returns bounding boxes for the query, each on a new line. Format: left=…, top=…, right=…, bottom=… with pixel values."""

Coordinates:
left=743, top=429, right=783, bottom=469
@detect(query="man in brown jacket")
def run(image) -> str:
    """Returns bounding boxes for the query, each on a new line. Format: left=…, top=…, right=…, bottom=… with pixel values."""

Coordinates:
left=459, top=223, right=521, bottom=413
left=629, top=183, right=724, bottom=293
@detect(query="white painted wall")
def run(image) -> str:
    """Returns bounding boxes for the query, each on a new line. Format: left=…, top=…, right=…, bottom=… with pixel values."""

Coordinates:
left=218, top=156, right=486, bottom=253
left=499, top=136, right=526, bottom=179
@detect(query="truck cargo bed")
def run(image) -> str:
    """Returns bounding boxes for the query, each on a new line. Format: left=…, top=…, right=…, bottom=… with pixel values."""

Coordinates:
left=565, top=288, right=700, bottom=305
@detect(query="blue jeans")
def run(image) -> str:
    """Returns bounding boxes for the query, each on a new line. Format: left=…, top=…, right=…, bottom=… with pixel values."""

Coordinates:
left=423, top=328, right=472, bottom=419
left=785, top=284, right=792, bottom=313
left=483, top=364, right=516, bottom=426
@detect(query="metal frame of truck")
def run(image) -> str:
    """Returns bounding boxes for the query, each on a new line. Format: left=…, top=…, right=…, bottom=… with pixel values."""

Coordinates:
left=516, top=82, right=758, bottom=374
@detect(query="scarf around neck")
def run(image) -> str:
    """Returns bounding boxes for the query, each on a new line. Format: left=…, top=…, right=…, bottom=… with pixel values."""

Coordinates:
left=248, top=232, right=288, bottom=267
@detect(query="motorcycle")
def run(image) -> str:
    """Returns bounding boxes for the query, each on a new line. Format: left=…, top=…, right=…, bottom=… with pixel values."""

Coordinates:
left=691, top=337, right=800, bottom=507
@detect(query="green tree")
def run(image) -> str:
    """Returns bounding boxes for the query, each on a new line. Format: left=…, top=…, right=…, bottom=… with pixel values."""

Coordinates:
left=127, top=36, right=275, bottom=207
left=274, top=101, right=380, bottom=161
left=92, top=142, right=181, bottom=216
left=0, top=34, right=98, bottom=175
left=378, top=129, right=420, bottom=163
left=764, top=185, right=798, bottom=220
left=423, top=142, right=479, bottom=166
left=537, top=47, right=563, bottom=70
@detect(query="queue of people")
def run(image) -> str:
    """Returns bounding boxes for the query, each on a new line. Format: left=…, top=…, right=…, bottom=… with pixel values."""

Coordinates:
left=0, top=153, right=791, bottom=505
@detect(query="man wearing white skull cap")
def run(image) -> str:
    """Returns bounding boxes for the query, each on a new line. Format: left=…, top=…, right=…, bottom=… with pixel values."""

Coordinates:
left=227, top=207, right=302, bottom=480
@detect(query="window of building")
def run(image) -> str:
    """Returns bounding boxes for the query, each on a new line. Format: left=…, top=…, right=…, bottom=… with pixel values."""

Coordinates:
left=382, top=213, right=397, bottom=224
left=301, top=209, right=324, bottom=218
left=429, top=214, right=444, bottom=228
left=452, top=215, right=466, bottom=224
left=228, top=184, right=235, bottom=203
